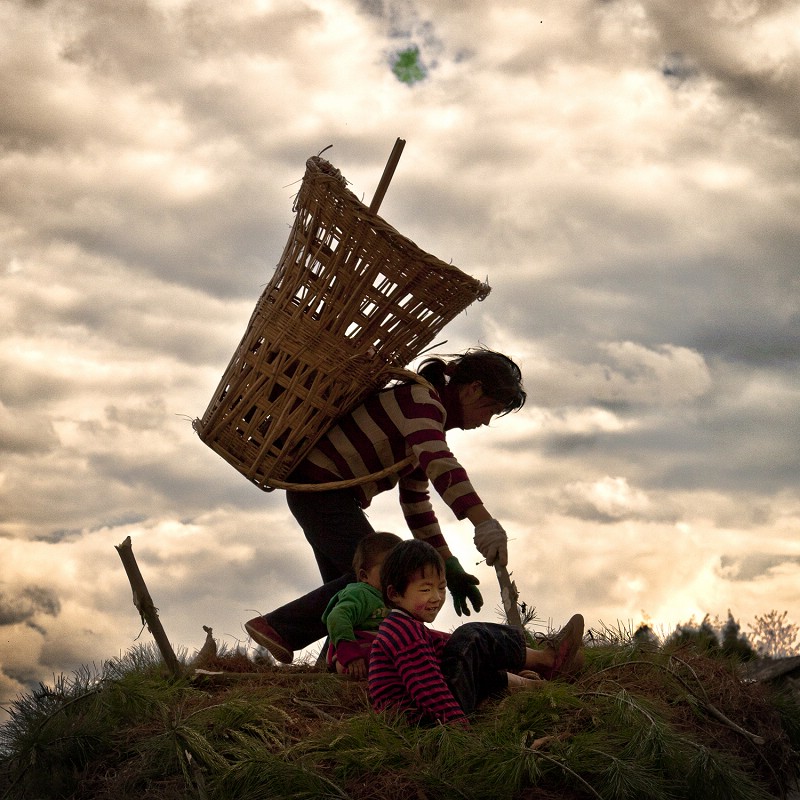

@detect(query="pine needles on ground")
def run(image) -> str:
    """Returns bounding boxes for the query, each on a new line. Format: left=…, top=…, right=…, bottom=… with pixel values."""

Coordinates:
left=0, top=639, right=798, bottom=800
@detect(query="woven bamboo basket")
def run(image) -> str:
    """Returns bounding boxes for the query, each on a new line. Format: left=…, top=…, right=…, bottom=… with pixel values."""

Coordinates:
left=194, top=147, right=490, bottom=491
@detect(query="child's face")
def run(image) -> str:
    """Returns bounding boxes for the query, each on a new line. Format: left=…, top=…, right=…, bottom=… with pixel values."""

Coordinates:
left=387, top=566, right=447, bottom=623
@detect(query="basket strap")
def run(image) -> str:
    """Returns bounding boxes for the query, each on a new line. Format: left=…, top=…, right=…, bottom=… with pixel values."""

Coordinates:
left=264, top=368, right=435, bottom=492
left=264, top=455, right=416, bottom=492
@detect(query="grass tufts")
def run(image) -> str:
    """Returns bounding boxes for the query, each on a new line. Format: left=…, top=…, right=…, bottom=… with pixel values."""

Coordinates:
left=0, top=634, right=797, bottom=800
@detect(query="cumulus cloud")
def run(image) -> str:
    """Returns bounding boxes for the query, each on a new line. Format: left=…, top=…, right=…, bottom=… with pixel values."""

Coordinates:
left=558, top=476, right=654, bottom=522
left=0, top=586, right=60, bottom=627
left=516, top=341, right=712, bottom=409
left=648, top=0, right=800, bottom=139
left=0, top=0, right=798, bottom=718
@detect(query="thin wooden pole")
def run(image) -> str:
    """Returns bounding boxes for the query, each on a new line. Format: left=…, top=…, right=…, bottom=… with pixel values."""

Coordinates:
left=115, top=536, right=183, bottom=678
left=369, top=137, right=406, bottom=213
left=495, top=564, right=524, bottom=629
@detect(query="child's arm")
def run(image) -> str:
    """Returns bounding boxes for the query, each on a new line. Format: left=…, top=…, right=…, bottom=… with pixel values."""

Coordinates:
left=324, top=585, right=379, bottom=673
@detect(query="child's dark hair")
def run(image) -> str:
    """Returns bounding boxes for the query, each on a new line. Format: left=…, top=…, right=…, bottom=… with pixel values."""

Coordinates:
left=380, top=539, right=445, bottom=606
left=418, top=347, right=526, bottom=416
left=353, top=531, right=403, bottom=575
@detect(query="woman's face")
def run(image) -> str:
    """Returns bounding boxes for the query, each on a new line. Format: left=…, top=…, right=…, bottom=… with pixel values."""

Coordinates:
left=457, top=381, right=507, bottom=430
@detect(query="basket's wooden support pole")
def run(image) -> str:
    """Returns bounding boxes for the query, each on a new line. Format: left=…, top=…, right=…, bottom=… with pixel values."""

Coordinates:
left=115, top=536, right=183, bottom=678
left=495, top=564, right=524, bottom=629
left=369, top=137, right=406, bottom=213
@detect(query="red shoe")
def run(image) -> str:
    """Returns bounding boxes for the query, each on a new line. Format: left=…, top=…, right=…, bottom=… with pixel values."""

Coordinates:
left=539, top=613, right=584, bottom=681
left=244, top=617, right=294, bottom=664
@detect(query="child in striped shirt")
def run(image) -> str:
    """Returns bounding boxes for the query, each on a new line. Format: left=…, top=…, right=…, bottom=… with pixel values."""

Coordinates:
left=368, top=539, right=585, bottom=728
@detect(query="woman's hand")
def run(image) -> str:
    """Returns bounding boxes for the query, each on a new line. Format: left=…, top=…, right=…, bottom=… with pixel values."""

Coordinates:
left=445, top=557, right=483, bottom=616
left=473, top=518, right=508, bottom=567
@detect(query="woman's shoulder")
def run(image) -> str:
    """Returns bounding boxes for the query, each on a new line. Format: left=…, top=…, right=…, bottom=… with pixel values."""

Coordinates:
left=382, top=381, right=444, bottom=414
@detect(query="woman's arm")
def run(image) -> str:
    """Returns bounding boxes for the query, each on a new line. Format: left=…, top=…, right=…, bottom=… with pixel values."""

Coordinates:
left=466, top=505, right=492, bottom=525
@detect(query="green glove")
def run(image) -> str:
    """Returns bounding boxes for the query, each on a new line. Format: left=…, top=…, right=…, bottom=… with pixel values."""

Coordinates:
left=445, top=557, right=483, bottom=617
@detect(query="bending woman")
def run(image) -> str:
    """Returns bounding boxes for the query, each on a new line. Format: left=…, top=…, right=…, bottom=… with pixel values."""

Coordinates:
left=245, top=347, right=526, bottom=663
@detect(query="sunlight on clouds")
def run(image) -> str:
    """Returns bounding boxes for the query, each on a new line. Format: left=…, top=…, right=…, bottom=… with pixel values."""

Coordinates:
left=710, top=0, right=759, bottom=23
left=478, top=320, right=711, bottom=410
left=0, top=504, right=322, bottom=696
left=561, top=476, right=652, bottom=520
left=2, top=337, right=172, bottom=396
left=508, top=512, right=800, bottom=635
left=458, top=407, right=630, bottom=448
left=131, top=517, right=256, bottom=563
left=527, top=407, right=631, bottom=437
left=738, top=6, right=800, bottom=68
left=687, top=160, right=752, bottom=192
left=600, top=342, right=712, bottom=403
left=120, top=149, right=218, bottom=202
left=4, top=256, right=24, bottom=276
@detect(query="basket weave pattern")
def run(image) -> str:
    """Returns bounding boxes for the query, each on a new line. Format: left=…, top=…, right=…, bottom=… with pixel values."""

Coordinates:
left=194, top=156, right=490, bottom=490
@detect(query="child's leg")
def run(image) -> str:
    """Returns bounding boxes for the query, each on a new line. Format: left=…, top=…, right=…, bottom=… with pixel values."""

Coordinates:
left=440, top=623, right=527, bottom=715
left=506, top=671, right=545, bottom=690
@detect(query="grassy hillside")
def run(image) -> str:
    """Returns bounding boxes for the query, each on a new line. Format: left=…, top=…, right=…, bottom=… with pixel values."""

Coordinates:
left=1, top=631, right=798, bottom=800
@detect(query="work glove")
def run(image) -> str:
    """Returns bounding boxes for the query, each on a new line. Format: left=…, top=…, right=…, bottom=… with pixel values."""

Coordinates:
left=473, top=518, right=508, bottom=567
left=445, top=557, right=483, bottom=617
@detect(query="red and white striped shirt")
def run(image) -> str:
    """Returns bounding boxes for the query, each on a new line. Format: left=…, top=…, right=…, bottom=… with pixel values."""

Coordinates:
left=293, top=382, right=483, bottom=552
left=368, top=609, right=468, bottom=727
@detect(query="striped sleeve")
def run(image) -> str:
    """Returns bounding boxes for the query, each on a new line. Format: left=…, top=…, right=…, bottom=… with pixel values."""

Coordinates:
left=368, top=612, right=468, bottom=727
left=391, top=385, right=482, bottom=518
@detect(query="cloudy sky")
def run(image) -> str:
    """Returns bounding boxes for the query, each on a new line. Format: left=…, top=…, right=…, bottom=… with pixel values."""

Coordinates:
left=2, top=0, right=799, bottom=715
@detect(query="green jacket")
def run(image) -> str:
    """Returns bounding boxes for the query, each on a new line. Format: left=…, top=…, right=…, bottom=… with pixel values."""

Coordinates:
left=322, top=582, right=390, bottom=646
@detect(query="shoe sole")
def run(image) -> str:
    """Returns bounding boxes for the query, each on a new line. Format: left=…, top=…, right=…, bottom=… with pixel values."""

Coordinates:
left=244, top=621, right=293, bottom=664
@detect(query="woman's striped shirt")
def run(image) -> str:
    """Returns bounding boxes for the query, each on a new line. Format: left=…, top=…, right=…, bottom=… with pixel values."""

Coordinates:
left=292, top=382, right=483, bottom=552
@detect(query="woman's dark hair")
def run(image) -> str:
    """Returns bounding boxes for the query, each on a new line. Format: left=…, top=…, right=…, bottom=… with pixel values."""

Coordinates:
left=380, top=539, right=445, bottom=606
left=352, top=531, right=403, bottom=574
left=418, top=347, right=526, bottom=415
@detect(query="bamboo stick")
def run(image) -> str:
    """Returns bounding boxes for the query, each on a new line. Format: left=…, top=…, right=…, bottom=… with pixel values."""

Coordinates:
left=369, top=137, right=406, bottom=213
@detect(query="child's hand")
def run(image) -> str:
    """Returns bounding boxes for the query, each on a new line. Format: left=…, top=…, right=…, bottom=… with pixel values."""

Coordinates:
left=345, top=657, right=368, bottom=680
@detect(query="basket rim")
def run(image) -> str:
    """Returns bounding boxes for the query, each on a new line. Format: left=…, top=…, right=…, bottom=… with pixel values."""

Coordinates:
left=300, top=155, right=491, bottom=300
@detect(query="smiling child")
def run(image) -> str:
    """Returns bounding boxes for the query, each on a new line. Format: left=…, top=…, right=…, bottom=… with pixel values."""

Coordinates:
left=368, top=539, right=585, bottom=727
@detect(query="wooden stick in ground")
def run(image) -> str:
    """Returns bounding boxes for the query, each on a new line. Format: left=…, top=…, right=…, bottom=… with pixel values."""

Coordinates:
left=115, top=535, right=183, bottom=678
left=495, top=564, right=524, bottom=629
left=369, top=137, right=406, bottom=213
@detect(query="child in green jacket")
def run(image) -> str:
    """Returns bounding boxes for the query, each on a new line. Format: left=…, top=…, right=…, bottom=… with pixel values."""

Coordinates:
left=322, top=532, right=403, bottom=678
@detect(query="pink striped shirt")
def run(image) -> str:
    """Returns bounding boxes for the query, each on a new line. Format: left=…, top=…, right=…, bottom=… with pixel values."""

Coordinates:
left=368, top=609, right=468, bottom=727
left=293, top=382, right=483, bottom=552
